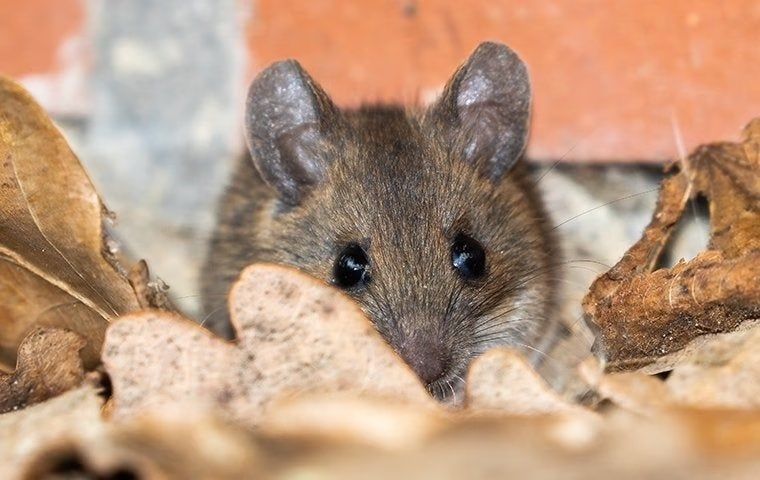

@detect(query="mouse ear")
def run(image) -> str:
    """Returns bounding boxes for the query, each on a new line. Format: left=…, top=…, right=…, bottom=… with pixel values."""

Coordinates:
left=427, top=42, right=531, bottom=181
left=245, top=60, right=341, bottom=205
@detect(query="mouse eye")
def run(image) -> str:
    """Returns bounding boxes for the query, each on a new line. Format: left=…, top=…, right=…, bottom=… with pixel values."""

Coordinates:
left=451, top=233, right=486, bottom=280
left=333, top=244, right=371, bottom=289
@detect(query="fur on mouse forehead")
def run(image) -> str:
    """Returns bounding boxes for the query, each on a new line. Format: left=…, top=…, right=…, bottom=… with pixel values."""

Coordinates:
left=244, top=41, right=532, bottom=206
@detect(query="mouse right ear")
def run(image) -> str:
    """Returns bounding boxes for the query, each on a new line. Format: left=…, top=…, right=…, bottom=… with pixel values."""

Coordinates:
left=426, top=42, right=532, bottom=182
left=245, top=60, right=341, bottom=205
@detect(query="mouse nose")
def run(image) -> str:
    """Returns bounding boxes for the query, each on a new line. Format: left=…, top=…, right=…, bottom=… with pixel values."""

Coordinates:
left=397, top=335, right=447, bottom=385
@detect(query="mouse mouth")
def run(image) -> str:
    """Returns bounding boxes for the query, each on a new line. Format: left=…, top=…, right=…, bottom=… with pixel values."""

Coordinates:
left=425, top=364, right=468, bottom=405
left=394, top=336, right=471, bottom=405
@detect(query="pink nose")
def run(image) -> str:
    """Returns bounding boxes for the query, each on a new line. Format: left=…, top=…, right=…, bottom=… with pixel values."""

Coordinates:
left=397, top=335, right=447, bottom=385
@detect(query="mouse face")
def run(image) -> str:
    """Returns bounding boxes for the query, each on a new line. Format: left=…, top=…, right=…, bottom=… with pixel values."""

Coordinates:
left=203, top=42, right=559, bottom=402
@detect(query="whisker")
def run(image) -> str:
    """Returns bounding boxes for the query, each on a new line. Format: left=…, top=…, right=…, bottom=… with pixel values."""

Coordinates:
left=552, top=187, right=660, bottom=230
left=470, top=326, right=532, bottom=346
left=565, top=312, right=597, bottom=344
left=174, top=293, right=227, bottom=300
left=562, top=258, right=612, bottom=269
left=199, top=304, right=227, bottom=328
left=533, top=127, right=598, bottom=186
left=534, top=157, right=565, bottom=186
left=467, top=335, right=565, bottom=371
left=446, top=379, right=456, bottom=400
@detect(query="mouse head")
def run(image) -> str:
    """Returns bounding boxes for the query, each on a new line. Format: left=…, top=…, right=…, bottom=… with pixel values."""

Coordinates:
left=244, top=42, right=557, bottom=400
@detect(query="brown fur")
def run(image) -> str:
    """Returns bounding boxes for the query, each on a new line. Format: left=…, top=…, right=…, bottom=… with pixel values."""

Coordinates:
left=201, top=44, right=559, bottom=400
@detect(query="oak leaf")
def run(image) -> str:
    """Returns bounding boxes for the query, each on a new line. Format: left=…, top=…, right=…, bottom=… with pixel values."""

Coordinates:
left=0, top=384, right=104, bottom=478
left=103, top=264, right=434, bottom=426
left=0, top=77, right=141, bottom=367
left=466, top=348, right=596, bottom=418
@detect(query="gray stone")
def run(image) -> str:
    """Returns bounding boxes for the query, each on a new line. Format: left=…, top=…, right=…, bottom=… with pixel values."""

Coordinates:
left=78, top=0, right=247, bottom=313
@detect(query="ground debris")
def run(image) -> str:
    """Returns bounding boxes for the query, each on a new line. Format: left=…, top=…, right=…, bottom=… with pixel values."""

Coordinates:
left=0, top=385, right=105, bottom=478
left=0, top=77, right=147, bottom=368
left=664, top=323, right=760, bottom=409
left=22, top=406, right=261, bottom=480
left=0, top=328, right=86, bottom=414
left=127, top=259, right=177, bottom=311
left=3, top=393, right=760, bottom=480
left=583, top=118, right=760, bottom=370
left=466, top=348, right=596, bottom=419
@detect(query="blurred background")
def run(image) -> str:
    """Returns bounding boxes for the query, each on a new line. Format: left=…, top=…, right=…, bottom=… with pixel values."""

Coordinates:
left=1, top=0, right=758, bottom=320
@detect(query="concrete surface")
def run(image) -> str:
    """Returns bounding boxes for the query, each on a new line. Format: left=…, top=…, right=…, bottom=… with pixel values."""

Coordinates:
left=81, top=0, right=246, bottom=313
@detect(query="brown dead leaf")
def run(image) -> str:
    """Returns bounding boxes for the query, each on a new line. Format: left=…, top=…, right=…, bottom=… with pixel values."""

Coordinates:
left=261, top=392, right=446, bottom=450
left=127, top=259, right=176, bottom=311
left=0, top=77, right=140, bottom=367
left=466, top=348, right=596, bottom=418
left=22, top=407, right=261, bottom=480
left=6, top=388, right=760, bottom=480
left=0, top=259, right=105, bottom=369
left=581, top=322, right=760, bottom=412
left=690, top=118, right=760, bottom=257
left=0, top=327, right=85, bottom=413
left=0, top=385, right=259, bottom=480
left=665, top=325, right=760, bottom=409
left=579, top=357, right=673, bottom=414
left=584, top=118, right=760, bottom=370
left=2, top=354, right=757, bottom=480
left=103, top=264, right=434, bottom=426
left=0, top=384, right=105, bottom=479
left=257, top=408, right=760, bottom=480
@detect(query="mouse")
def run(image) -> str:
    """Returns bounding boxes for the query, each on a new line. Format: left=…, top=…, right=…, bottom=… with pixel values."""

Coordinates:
left=201, top=42, right=560, bottom=402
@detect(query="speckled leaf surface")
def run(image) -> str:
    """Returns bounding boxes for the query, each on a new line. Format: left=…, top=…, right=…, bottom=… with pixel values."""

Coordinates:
left=103, top=264, right=434, bottom=425
left=466, top=348, right=595, bottom=418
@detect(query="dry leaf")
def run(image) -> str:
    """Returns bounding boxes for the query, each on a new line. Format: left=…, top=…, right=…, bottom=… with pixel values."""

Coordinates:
left=0, top=387, right=259, bottom=480
left=578, top=357, right=673, bottom=414
left=261, top=392, right=446, bottom=450
left=465, top=348, right=595, bottom=418
left=665, top=325, right=760, bottom=409
left=584, top=118, right=760, bottom=370
left=6, top=390, right=760, bottom=479
left=103, top=263, right=434, bottom=425
left=580, top=323, right=760, bottom=412
left=22, top=407, right=261, bottom=480
left=257, top=408, right=760, bottom=480
left=0, top=259, right=105, bottom=368
left=0, top=384, right=105, bottom=479
left=127, top=259, right=175, bottom=311
left=0, top=77, right=140, bottom=367
left=690, top=118, right=760, bottom=257
left=0, top=327, right=85, bottom=413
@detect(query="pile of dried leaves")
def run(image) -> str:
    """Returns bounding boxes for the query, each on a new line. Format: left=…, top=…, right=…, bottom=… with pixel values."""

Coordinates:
left=1, top=77, right=758, bottom=479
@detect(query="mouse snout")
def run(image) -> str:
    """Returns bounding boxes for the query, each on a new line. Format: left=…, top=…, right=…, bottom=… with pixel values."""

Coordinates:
left=397, top=334, right=448, bottom=385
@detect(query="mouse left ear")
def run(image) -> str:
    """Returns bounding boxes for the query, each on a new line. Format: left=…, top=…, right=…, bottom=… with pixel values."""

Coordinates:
left=427, top=42, right=532, bottom=181
left=245, top=60, right=342, bottom=206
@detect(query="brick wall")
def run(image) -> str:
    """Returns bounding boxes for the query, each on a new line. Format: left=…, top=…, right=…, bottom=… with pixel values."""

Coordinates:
left=3, top=0, right=758, bottom=162
left=0, top=0, right=86, bottom=115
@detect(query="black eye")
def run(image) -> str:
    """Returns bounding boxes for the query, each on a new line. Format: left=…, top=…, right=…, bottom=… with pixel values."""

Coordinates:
left=333, top=244, right=371, bottom=289
left=451, top=233, right=486, bottom=280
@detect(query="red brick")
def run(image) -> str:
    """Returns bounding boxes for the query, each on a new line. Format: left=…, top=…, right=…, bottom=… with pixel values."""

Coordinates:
left=247, top=0, right=760, bottom=162
left=0, top=0, right=84, bottom=77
